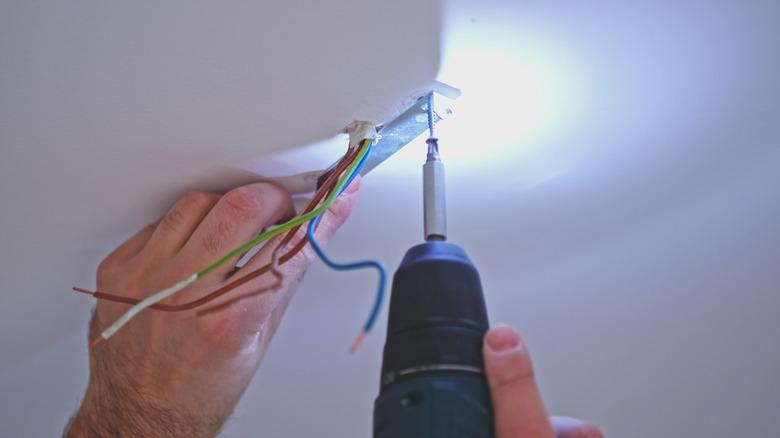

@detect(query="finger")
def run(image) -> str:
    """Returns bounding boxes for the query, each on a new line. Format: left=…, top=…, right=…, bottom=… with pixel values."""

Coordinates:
left=484, top=325, right=555, bottom=438
left=202, top=177, right=361, bottom=319
left=106, top=222, right=157, bottom=264
left=175, top=183, right=294, bottom=285
left=96, top=222, right=157, bottom=286
left=243, top=176, right=362, bottom=280
left=141, top=192, right=220, bottom=260
left=550, top=417, right=604, bottom=438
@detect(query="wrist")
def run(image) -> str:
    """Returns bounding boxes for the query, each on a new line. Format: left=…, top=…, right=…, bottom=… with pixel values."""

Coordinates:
left=66, top=381, right=220, bottom=438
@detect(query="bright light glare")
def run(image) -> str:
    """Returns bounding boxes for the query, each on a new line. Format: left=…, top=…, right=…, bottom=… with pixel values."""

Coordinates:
left=430, top=26, right=589, bottom=183
left=237, top=25, right=589, bottom=189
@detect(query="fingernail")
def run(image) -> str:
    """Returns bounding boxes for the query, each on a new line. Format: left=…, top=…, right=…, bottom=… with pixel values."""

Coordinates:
left=485, top=325, right=520, bottom=353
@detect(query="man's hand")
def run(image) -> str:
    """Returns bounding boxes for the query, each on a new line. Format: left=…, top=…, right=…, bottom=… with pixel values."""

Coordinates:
left=484, top=325, right=604, bottom=438
left=67, top=180, right=361, bottom=437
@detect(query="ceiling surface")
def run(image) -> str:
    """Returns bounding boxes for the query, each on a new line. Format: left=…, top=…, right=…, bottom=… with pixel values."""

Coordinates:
left=2, top=0, right=779, bottom=437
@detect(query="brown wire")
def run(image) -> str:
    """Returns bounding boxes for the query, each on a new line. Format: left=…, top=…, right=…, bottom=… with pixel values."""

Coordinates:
left=75, top=146, right=360, bottom=311
left=195, top=241, right=285, bottom=316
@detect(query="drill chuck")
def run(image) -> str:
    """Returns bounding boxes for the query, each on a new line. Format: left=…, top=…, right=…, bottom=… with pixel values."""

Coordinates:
left=373, top=242, right=494, bottom=438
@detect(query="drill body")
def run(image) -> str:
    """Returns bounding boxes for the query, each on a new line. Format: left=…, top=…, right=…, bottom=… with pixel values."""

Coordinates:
left=373, top=242, right=494, bottom=438
left=373, top=100, right=493, bottom=437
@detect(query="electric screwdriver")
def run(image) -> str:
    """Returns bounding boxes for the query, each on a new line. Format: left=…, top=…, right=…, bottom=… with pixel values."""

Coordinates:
left=373, top=136, right=495, bottom=437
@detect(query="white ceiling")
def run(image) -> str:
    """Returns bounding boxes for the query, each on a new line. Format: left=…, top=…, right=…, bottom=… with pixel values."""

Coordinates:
left=2, top=0, right=779, bottom=437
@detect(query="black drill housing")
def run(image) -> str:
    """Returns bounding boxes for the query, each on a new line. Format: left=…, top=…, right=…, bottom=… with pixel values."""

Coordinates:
left=373, top=241, right=494, bottom=437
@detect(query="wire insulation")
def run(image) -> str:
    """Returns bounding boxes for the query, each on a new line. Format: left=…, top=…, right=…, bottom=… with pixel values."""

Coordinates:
left=196, top=139, right=372, bottom=278
left=306, top=142, right=386, bottom=352
left=91, top=140, right=371, bottom=344
left=77, top=146, right=362, bottom=312
left=100, top=273, right=197, bottom=340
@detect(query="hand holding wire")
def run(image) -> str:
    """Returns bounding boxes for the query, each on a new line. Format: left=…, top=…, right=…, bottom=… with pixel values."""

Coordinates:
left=66, top=154, right=366, bottom=437
left=77, top=137, right=385, bottom=353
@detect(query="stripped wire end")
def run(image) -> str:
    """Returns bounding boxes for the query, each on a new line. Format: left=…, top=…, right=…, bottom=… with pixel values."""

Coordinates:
left=348, top=331, right=368, bottom=354
left=72, top=287, right=95, bottom=296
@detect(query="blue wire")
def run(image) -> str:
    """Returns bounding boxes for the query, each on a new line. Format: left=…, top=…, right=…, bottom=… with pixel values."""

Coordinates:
left=307, top=142, right=387, bottom=334
left=339, top=146, right=369, bottom=196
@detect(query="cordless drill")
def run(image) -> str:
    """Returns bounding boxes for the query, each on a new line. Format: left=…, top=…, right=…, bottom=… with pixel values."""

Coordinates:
left=373, top=136, right=495, bottom=437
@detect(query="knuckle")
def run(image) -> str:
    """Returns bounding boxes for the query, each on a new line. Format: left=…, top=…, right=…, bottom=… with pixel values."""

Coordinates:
left=96, top=257, right=119, bottom=282
left=222, top=186, right=264, bottom=220
left=202, top=235, right=222, bottom=256
left=97, top=257, right=147, bottom=295
left=159, top=206, right=186, bottom=234
left=160, top=192, right=215, bottom=233
left=202, top=220, right=234, bottom=255
left=140, top=221, right=158, bottom=236
left=180, top=191, right=216, bottom=210
left=255, top=182, right=289, bottom=202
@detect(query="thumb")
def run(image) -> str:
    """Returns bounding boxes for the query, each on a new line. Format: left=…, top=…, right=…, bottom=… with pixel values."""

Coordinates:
left=484, top=325, right=555, bottom=438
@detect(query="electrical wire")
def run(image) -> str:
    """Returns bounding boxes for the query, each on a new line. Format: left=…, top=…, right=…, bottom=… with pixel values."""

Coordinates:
left=74, top=146, right=361, bottom=312
left=93, top=141, right=369, bottom=345
left=306, top=143, right=386, bottom=352
left=196, top=139, right=370, bottom=279
left=89, top=140, right=372, bottom=346
left=194, top=243, right=286, bottom=317
left=196, top=240, right=284, bottom=316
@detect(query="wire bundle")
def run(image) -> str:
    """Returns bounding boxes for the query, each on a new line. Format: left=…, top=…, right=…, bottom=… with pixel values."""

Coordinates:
left=78, top=138, right=384, bottom=351
left=306, top=142, right=386, bottom=352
